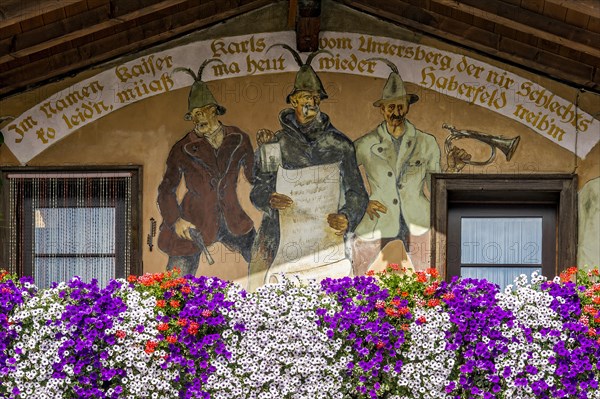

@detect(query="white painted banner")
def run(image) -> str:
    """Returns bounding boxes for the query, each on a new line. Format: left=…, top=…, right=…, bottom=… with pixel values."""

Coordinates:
left=1, top=31, right=598, bottom=163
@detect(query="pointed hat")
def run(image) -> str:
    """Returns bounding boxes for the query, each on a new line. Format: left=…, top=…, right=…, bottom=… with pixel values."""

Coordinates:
left=267, top=44, right=332, bottom=103
left=370, top=58, right=419, bottom=107
left=173, top=59, right=226, bottom=120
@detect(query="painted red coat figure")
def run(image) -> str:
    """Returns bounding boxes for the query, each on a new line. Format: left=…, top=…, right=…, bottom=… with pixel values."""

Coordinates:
left=157, top=125, right=255, bottom=264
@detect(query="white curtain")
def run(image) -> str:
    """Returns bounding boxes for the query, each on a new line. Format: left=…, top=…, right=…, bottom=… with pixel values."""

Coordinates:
left=460, top=217, right=543, bottom=289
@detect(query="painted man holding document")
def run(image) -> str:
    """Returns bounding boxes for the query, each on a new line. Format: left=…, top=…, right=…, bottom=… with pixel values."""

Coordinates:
left=249, top=46, right=368, bottom=290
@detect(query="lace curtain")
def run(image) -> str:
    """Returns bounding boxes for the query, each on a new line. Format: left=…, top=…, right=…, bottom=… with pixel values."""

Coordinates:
left=7, top=172, right=133, bottom=288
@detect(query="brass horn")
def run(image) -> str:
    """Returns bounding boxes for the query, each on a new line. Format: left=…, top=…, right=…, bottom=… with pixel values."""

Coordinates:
left=442, top=123, right=520, bottom=166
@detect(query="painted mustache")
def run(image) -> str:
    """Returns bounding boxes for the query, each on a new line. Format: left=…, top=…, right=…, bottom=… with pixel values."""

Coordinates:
left=302, top=104, right=319, bottom=117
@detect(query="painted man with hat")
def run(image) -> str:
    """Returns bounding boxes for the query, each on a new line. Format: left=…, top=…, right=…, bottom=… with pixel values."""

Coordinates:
left=156, top=59, right=256, bottom=276
left=352, top=59, right=469, bottom=275
left=248, top=46, right=369, bottom=290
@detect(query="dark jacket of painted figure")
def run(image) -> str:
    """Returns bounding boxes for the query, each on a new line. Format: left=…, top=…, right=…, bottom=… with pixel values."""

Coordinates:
left=250, top=108, right=369, bottom=269
left=157, top=125, right=255, bottom=256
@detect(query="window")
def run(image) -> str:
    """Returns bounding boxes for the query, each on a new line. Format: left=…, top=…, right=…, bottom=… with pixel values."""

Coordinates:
left=447, top=204, right=556, bottom=289
left=0, top=168, right=141, bottom=288
left=431, top=174, right=577, bottom=288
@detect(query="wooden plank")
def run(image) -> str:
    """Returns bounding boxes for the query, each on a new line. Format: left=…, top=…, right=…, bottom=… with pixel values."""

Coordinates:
left=430, top=0, right=600, bottom=58
left=339, top=0, right=595, bottom=88
left=0, top=21, right=21, bottom=41
left=0, top=1, right=86, bottom=28
left=0, top=0, right=274, bottom=96
left=543, top=0, right=600, bottom=18
left=564, top=8, right=590, bottom=29
left=430, top=175, right=448, bottom=278
left=6, top=0, right=191, bottom=59
left=542, top=1, right=567, bottom=21
left=288, top=0, right=297, bottom=28
left=14, top=5, right=112, bottom=51
left=520, top=0, right=545, bottom=14
left=558, top=176, right=578, bottom=272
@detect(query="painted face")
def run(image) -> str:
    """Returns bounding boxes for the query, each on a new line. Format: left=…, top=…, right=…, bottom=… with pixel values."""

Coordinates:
left=380, top=98, right=410, bottom=130
left=190, top=105, right=219, bottom=136
left=290, top=90, right=321, bottom=124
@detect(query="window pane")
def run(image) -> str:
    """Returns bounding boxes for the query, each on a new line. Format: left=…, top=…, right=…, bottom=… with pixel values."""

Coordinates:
left=34, top=207, right=115, bottom=254
left=34, top=257, right=115, bottom=289
left=461, top=266, right=541, bottom=290
left=461, top=218, right=542, bottom=264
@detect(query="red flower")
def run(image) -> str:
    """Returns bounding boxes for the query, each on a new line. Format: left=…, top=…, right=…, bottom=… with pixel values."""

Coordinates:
left=177, top=318, right=189, bottom=327
left=127, top=275, right=137, bottom=283
left=398, top=307, right=410, bottom=316
left=145, top=340, right=158, bottom=354
left=588, top=328, right=597, bottom=337
left=584, top=305, right=598, bottom=317
left=388, top=263, right=400, bottom=271
left=427, top=298, right=441, bottom=308
left=416, top=272, right=427, bottom=283
left=385, top=307, right=399, bottom=317
left=115, top=330, right=126, bottom=339
left=187, top=322, right=200, bottom=335
left=169, top=299, right=181, bottom=308
left=375, top=300, right=386, bottom=309
left=166, top=335, right=177, bottom=344
left=417, top=316, right=427, bottom=324
left=365, top=270, right=375, bottom=276
left=424, top=285, right=437, bottom=296
left=181, top=285, right=191, bottom=294
left=376, top=341, right=385, bottom=349
left=201, top=309, right=213, bottom=318
left=157, top=323, right=169, bottom=331
left=138, top=274, right=155, bottom=286
left=426, top=268, right=439, bottom=278
left=156, top=299, right=166, bottom=308
left=443, top=293, right=455, bottom=301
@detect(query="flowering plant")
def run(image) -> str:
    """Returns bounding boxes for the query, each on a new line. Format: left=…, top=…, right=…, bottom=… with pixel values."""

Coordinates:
left=1, top=277, right=178, bottom=399
left=375, top=265, right=455, bottom=399
left=127, top=270, right=235, bottom=399
left=0, top=271, right=36, bottom=398
left=575, top=267, right=600, bottom=339
left=375, top=265, right=445, bottom=311
left=318, top=276, right=408, bottom=398
left=539, top=271, right=600, bottom=398
left=1, top=266, right=599, bottom=399
left=442, top=277, right=515, bottom=399
left=206, top=277, right=348, bottom=399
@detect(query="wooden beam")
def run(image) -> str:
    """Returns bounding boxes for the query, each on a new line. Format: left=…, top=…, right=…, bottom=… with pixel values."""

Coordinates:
left=337, top=0, right=597, bottom=91
left=0, top=0, right=274, bottom=96
left=430, top=0, right=600, bottom=58
left=288, top=0, right=297, bottom=28
left=0, top=1, right=88, bottom=28
left=543, top=0, right=600, bottom=18
left=296, top=0, right=321, bottom=52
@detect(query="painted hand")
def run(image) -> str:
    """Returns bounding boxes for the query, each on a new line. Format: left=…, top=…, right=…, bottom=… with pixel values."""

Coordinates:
left=327, top=213, right=349, bottom=236
left=366, top=200, right=387, bottom=220
left=174, top=218, right=196, bottom=241
left=446, top=146, right=471, bottom=172
left=256, top=128, right=277, bottom=145
left=269, top=192, right=293, bottom=210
